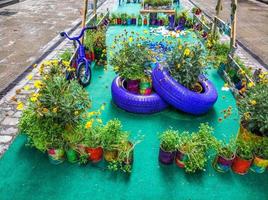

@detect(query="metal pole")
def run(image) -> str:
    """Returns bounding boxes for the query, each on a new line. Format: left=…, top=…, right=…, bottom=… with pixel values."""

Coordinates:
left=81, top=0, right=89, bottom=44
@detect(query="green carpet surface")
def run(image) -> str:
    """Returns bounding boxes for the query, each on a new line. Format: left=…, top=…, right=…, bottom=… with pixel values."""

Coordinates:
left=0, top=3, right=267, bottom=200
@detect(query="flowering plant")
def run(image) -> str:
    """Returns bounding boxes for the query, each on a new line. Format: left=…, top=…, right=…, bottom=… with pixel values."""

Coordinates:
left=166, top=40, right=206, bottom=90
left=110, top=30, right=153, bottom=80
left=238, top=81, right=268, bottom=136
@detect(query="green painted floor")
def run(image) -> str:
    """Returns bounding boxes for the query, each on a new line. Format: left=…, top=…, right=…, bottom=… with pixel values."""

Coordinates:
left=0, top=3, right=267, bottom=200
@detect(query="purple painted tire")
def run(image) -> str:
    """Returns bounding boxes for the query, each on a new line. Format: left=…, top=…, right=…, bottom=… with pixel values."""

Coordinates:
left=111, top=76, right=168, bottom=114
left=152, top=65, right=218, bottom=115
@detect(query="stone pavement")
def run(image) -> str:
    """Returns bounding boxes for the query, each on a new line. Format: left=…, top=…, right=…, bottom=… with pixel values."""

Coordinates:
left=190, top=0, right=268, bottom=68
left=0, top=0, right=117, bottom=157
left=0, top=0, right=107, bottom=94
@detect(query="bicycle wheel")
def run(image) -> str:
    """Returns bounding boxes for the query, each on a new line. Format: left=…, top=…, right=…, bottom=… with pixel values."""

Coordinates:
left=77, top=61, right=92, bottom=87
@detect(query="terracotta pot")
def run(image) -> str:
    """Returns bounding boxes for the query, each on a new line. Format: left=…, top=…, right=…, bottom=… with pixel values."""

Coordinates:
left=104, top=149, right=118, bottom=162
left=159, top=146, right=175, bottom=165
left=213, top=153, right=235, bottom=173
left=231, top=155, right=253, bottom=175
left=250, top=156, right=268, bottom=173
left=48, top=148, right=65, bottom=165
left=175, top=150, right=187, bottom=168
left=85, top=146, right=103, bottom=163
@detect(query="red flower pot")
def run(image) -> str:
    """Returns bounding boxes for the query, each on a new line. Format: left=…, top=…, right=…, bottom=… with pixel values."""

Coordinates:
left=231, top=155, right=253, bottom=175
left=85, top=147, right=103, bottom=163
left=117, top=18, right=122, bottom=25
left=175, top=150, right=187, bottom=168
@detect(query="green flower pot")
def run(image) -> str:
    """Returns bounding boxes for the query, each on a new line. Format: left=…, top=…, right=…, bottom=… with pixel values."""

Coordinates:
left=66, top=149, right=78, bottom=163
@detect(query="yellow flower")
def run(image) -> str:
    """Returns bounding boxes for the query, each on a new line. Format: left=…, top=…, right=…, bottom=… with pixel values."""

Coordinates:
left=42, top=108, right=49, bottom=113
left=143, top=30, right=149, bottom=34
left=184, top=48, right=191, bottom=56
left=244, top=112, right=251, bottom=120
left=128, top=37, right=133, bottom=43
left=52, top=107, right=58, bottom=113
left=34, top=80, right=43, bottom=89
left=88, top=111, right=96, bottom=117
left=30, top=96, right=38, bottom=102
left=240, top=70, right=245, bottom=75
left=178, top=45, right=182, bottom=50
left=114, top=66, right=119, bottom=72
left=62, top=61, right=70, bottom=67
left=85, top=120, right=93, bottom=129
left=250, top=100, right=257, bottom=106
left=96, top=118, right=103, bottom=124
left=177, top=64, right=181, bottom=69
left=17, top=101, right=24, bottom=111
left=24, top=85, right=30, bottom=91
left=74, top=111, right=79, bottom=116
left=42, top=60, right=51, bottom=66
left=26, top=74, right=33, bottom=80
left=248, top=82, right=254, bottom=88
left=259, top=73, right=265, bottom=79
left=51, top=60, right=59, bottom=65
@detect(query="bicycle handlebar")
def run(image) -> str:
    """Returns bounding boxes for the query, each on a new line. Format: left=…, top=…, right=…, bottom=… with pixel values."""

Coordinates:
left=60, top=26, right=97, bottom=42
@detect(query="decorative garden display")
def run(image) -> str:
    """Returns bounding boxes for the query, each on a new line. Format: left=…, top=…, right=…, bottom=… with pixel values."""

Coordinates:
left=250, top=139, right=268, bottom=173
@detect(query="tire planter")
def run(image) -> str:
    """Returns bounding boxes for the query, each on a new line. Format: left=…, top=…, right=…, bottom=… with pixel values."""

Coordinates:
left=159, top=146, right=175, bottom=165
left=213, top=154, right=235, bottom=173
left=111, top=76, right=168, bottom=114
left=152, top=66, right=218, bottom=115
left=231, top=155, right=253, bottom=175
left=250, top=156, right=268, bottom=173
left=48, top=148, right=65, bottom=165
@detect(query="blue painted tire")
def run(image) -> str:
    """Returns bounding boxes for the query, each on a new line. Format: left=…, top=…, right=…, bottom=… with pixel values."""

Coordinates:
left=111, top=77, right=168, bottom=114
left=152, top=66, right=218, bottom=115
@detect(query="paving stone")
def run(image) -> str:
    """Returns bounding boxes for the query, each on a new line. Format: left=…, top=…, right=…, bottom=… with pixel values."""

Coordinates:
left=0, top=135, right=13, bottom=144
left=0, top=127, right=18, bottom=136
left=1, top=117, right=19, bottom=126
left=5, top=110, right=15, bottom=117
left=13, top=111, right=22, bottom=118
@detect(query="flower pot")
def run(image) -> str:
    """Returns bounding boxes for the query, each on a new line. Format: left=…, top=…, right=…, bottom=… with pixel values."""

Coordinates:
left=132, top=18, right=137, bottom=25
left=250, top=156, right=268, bottom=173
left=48, top=148, right=65, bottom=165
left=66, top=148, right=78, bottom=163
left=117, top=18, right=122, bottom=25
left=113, top=19, right=117, bottom=25
left=143, top=18, right=148, bottom=25
left=231, top=155, right=253, bottom=175
left=104, top=149, right=118, bottom=162
left=159, top=146, right=175, bottom=165
left=85, top=146, right=103, bottom=163
left=213, top=154, right=235, bottom=173
left=127, top=80, right=140, bottom=94
left=127, top=18, right=132, bottom=25
left=139, top=78, right=152, bottom=95
left=175, top=150, right=187, bottom=168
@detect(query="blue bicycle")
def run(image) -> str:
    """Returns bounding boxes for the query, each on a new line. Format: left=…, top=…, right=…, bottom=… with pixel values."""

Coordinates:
left=60, top=26, right=97, bottom=87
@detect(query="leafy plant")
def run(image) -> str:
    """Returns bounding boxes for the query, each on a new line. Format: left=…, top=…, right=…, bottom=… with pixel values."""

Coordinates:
left=110, top=31, right=153, bottom=80
left=235, top=138, right=254, bottom=160
left=166, top=41, right=206, bottom=90
left=238, top=82, right=268, bottom=136
left=159, top=129, right=179, bottom=152
left=59, top=49, right=72, bottom=62
left=253, top=138, right=268, bottom=159
left=83, top=125, right=103, bottom=148
left=215, top=137, right=236, bottom=159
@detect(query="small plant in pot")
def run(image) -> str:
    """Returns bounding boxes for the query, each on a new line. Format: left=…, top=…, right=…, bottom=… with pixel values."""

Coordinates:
left=110, top=30, right=153, bottom=94
left=166, top=40, right=207, bottom=93
left=250, top=138, right=268, bottom=173
left=213, top=138, right=236, bottom=173
left=159, top=129, right=179, bottom=165
left=231, top=139, right=254, bottom=175
left=175, top=131, right=191, bottom=168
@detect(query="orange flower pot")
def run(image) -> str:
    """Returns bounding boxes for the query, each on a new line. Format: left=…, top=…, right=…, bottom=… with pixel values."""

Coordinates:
left=85, top=147, right=103, bottom=163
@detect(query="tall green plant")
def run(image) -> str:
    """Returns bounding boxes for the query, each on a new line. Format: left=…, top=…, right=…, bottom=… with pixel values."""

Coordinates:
left=159, top=129, right=179, bottom=152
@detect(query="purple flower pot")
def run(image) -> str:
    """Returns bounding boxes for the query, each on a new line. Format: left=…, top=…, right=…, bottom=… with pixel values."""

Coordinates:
left=159, top=20, right=164, bottom=26
left=159, top=147, right=175, bottom=165
left=132, top=18, right=137, bottom=25
left=127, top=80, right=140, bottom=94
left=214, top=154, right=235, bottom=173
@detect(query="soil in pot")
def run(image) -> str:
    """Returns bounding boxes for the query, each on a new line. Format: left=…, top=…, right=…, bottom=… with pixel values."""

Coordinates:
left=231, top=155, right=253, bottom=175
left=250, top=156, right=268, bottom=173
left=85, top=147, right=103, bottom=163
left=48, top=148, right=65, bottom=165
left=213, top=153, right=235, bottom=173
left=159, top=146, right=175, bottom=165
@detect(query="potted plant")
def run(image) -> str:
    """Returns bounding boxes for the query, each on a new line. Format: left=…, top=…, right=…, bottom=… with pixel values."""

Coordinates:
left=139, top=76, right=152, bottom=95
left=237, top=81, right=268, bottom=138
left=175, top=132, right=191, bottom=168
left=110, top=31, right=152, bottom=94
left=251, top=139, right=268, bottom=173
left=231, top=139, right=254, bottom=175
left=158, top=129, right=179, bottom=165
left=19, top=65, right=91, bottom=164
left=131, top=14, right=137, bottom=25
left=127, top=14, right=132, bottom=25
left=213, top=138, right=236, bottom=173
left=102, top=119, right=126, bottom=162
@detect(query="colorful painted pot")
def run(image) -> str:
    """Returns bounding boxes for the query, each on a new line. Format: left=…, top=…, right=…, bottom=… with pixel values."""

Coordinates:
left=231, top=155, right=253, bottom=175
left=213, top=154, right=235, bottom=173
left=117, top=18, right=122, bottom=25
left=127, top=18, right=132, bottom=25
left=85, top=146, right=103, bottom=163
left=104, top=149, right=118, bottom=162
left=175, top=150, right=187, bottom=168
left=250, top=156, right=268, bottom=173
left=48, top=148, right=65, bottom=165
left=159, top=146, right=175, bottom=165
left=143, top=18, right=148, bottom=25
left=66, top=148, right=78, bottom=163
left=131, top=18, right=137, bottom=25
left=139, top=79, right=152, bottom=95
left=127, top=80, right=140, bottom=94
